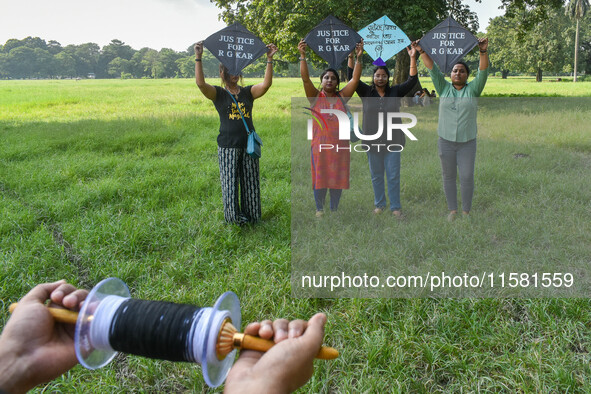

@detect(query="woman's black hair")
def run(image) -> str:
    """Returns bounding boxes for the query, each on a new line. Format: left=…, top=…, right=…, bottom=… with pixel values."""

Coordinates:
left=219, top=64, right=243, bottom=88
left=370, top=66, right=390, bottom=90
left=453, top=61, right=470, bottom=76
left=319, top=68, right=340, bottom=91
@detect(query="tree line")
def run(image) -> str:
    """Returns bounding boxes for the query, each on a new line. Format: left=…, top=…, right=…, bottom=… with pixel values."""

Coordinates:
left=1, top=1, right=588, bottom=81
left=486, top=4, right=590, bottom=81
left=0, top=36, right=339, bottom=80
left=0, top=37, right=192, bottom=79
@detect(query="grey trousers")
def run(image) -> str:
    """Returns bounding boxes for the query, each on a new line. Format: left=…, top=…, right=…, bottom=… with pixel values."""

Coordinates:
left=437, top=137, right=477, bottom=212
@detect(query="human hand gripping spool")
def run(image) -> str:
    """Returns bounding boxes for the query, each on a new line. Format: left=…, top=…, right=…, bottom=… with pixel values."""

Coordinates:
left=8, top=277, right=338, bottom=388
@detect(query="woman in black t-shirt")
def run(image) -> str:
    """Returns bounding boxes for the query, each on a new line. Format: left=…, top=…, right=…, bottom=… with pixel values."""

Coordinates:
left=346, top=46, right=419, bottom=217
left=194, top=41, right=277, bottom=224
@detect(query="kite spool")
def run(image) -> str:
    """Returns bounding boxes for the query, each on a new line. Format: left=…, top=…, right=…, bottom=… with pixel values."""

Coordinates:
left=9, top=278, right=339, bottom=386
left=74, top=277, right=240, bottom=388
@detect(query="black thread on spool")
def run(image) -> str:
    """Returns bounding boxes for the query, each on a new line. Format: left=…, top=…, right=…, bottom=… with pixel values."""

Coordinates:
left=108, top=299, right=201, bottom=362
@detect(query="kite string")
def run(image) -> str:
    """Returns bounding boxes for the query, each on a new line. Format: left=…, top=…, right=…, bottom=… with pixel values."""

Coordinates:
left=90, top=295, right=227, bottom=364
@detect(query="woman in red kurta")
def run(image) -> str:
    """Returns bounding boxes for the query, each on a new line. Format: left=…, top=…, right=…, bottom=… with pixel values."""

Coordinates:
left=298, top=39, right=364, bottom=217
left=310, top=91, right=350, bottom=191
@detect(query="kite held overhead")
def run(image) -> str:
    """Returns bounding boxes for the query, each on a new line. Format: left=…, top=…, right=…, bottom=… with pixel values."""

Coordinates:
left=357, top=15, right=410, bottom=66
left=418, top=16, right=478, bottom=74
left=203, top=22, right=268, bottom=75
left=304, top=15, right=363, bottom=69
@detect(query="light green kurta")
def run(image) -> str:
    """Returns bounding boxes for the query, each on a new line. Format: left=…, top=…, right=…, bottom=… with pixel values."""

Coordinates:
left=429, top=63, right=489, bottom=142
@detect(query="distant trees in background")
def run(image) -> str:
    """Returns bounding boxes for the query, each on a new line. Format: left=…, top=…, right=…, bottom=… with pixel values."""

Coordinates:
left=1, top=1, right=589, bottom=80
left=0, top=37, right=188, bottom=79
left=0, top=36, right=331, bottom=79
left=486, top=6, right=590, bottom=81
left=565, top=0, right=590, bottom=81
left=0, top=37, right=286, bottom=80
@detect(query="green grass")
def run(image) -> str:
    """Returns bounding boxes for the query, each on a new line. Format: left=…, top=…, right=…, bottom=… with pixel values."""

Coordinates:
left=291, top=97, right=591, bottom=299
left=1, top=77, right=591, bottom=392
left=419, top=75, right=591, bottom=97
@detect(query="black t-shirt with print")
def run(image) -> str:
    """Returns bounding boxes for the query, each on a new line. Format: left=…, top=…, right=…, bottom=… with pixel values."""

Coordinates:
left=213, top=85, right=255, bottom=148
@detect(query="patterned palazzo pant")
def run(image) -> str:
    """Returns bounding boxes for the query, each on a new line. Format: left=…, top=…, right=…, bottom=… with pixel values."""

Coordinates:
left=218, top=147, right=261, bottom=224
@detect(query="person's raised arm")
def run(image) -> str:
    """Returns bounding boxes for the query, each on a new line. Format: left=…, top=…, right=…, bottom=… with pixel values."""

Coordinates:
left=413, top=40, right=447, bottom=96
left=339, top=40, right=364, bottom=98
left=0, top=281, right=88, bottom=394
left=224, top=313, right=327, bottom=393
left=298, top=39, right=319, bottom=99
left=347, top=52, right=354, bottom=80
left=412, top=40, right=434, bottom=70
left=394, top=45, right=420, bottom=96
left=471, top=37, right=490, bottom=96
left=408, top=45, right=418, bottom=77
left=194, top=41, right=217, bottom=101
left=251, top=43, right=277, bottom=99
left=347, top=51, right=371, bottom=96
left=478, top=37, right=489, bottom=70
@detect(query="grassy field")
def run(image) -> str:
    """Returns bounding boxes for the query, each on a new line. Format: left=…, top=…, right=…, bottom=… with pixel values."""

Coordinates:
left=1, top=77, right=591, bottom=391
left=423, top=75, right=591, bottom=97
left=291, top=96, right=591, bottom=299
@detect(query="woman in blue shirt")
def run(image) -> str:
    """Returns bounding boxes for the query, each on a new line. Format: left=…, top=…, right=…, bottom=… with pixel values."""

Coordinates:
left=413, top=38, right=489, bottom=221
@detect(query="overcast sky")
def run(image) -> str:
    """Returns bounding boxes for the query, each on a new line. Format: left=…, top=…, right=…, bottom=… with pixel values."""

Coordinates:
left=466, top=0, right=505, bottom=30
left=0, top=0, right=503, bottom=51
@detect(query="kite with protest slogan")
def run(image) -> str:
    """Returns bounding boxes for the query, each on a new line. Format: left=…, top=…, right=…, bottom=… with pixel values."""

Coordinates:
left=418, top=16, right=478, bottom=73
left=304, top=15, right=362, bottom=69
left=203, top=22, right=268, bottom=75
left=358, top=15, right=410, bottom=67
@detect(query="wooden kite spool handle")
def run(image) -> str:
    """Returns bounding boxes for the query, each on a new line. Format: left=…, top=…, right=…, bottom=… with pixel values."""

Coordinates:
left=9, top=303, right=79, bottom=325
left=240, top=333, right=339, bottom=360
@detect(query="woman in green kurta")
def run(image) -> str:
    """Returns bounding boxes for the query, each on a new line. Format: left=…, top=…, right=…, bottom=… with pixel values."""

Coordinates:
left=413, top=38, right=489, bottom=221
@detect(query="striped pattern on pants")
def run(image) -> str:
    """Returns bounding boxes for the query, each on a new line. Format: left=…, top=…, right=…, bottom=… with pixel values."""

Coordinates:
left=218, top=147, right=261, bottom=224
